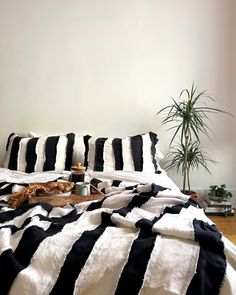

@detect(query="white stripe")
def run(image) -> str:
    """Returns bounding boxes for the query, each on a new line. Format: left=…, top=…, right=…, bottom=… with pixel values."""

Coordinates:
left=103, top=137, right=116, bottom=171
left=48, top=206, right=74, bottom=218
left=220, top=237, right=236, bottom=295
left=73, top=227, right=139, bottom=295
left=54, top=135, right=68, bottom=171
left=100, top=193, right=134, bottom=209
left=0, top=169, right=70, bottom=184
left=17, top=138, right=31, bottom=172
left=140, top=235, right=199, bottom=295
left=141, top=197, right=184, bottom=215
left=142, top=133, right=155, bottom=173
left=0, top=228, right=12, bottom=254
left=87, top=137, right=96, bottom=170
left=72, top=135, right=86, bottom=166
left=34, top=137, right=47, bottom=171
left=122, top=137, right=134, bottom=171
left=2, top=134, right=18, bottom=168
left=153, top=213, right=195, bottom=240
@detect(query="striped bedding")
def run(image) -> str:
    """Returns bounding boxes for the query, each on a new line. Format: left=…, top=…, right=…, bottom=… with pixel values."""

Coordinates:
left=0, top=169, right=235, bottom=295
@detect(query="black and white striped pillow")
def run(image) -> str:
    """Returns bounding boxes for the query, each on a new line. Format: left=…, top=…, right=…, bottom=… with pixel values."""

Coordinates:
left=88, top=132, right=160, bottom=173
left=2, top=133, right=91, bottom=172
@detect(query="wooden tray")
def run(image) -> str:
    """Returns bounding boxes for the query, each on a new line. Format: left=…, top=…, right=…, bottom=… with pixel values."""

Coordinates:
left=28, top=185, right=104, bottom=207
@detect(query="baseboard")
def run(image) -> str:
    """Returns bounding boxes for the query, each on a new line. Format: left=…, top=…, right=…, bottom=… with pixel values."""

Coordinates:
left=193, top=188, right=236, bottom=208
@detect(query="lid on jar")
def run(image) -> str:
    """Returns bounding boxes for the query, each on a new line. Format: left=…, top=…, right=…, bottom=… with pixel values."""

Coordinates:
left=71, top=162, right=86, bottom=172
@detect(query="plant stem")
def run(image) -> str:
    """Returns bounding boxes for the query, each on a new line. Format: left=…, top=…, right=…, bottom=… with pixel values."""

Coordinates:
left=183, top=123, right=190, bottom=192
left=187, top=166, right=190, bottom=192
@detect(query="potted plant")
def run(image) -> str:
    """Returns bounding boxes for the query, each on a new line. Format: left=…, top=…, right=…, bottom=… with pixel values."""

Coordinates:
left=157, top=83, right=232, bottom=195
left=208, top=184, right=232, bottom=202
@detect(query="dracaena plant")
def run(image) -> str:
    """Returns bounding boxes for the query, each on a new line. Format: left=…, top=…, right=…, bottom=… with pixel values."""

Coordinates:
left=157, top=83, right=232, bottom=193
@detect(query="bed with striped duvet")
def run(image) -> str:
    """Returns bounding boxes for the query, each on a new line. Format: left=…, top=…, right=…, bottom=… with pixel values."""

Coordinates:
left=0, top=171, right=235, bottom=295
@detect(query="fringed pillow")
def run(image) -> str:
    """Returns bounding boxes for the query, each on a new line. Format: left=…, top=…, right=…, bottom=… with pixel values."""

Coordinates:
left=2, top=133, right=91, bottom=172
left=87, top=132, right=162, bottom=173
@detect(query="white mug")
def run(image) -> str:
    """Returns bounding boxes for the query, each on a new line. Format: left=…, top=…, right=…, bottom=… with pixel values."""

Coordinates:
left=75, top=182, right=90, bottom=196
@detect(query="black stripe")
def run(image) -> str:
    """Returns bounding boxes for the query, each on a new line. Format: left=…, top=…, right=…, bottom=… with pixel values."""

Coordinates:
left=0, top=183, right=15, bottom=195
left=149, top=132, right=158, bottom=172
left=125, top=184, right=138, bottom=190
left=152, top=183, right=168, bottom=195
left=115, top=230, right=157, bottom=295
left=112, top=138, right=123, bottom=170
left=163, top=198, right=195, bottom=214
left=35, top=208, right=79, bottom=224
left=112, top=180, right=122, bottom=187
left=43, top=136, right=59, bottom=171
left=139, top=183, right=168, bottom=197
left=50, top=227, right=105, bottom=295
left=25, top=137, right=39, bottom=173
left=8, top=136, right=22, bottom=170
left=130, top=135, right=143, bottom=171
left=90, top=178, right=102, bottom=188
left=100, top=211, right=115, bottom=227
left=0, top=249, right=25, bottom=295
left=86, top=197, right=106, bottom=211
left=114, top=195, right=152, bottom=217
left=186, top=219, right=226, bottom=295
left=135, top=216, right=159, bottom=234
left=128, top=195, right=152, bottom=209
left=6, top=133, right=15, bottom=151
left=83, top=135, right=91, bottom=168
left=65, top=133, right=75, bottom=170
left=94, top=138, right=107, bottom=171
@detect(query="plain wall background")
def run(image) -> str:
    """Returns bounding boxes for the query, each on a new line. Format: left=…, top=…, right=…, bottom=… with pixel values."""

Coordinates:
left=0, top=0, right=235, bottom=194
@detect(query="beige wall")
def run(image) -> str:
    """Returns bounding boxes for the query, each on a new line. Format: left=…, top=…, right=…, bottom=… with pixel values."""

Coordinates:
left=0, top=0, right=235, bottom=192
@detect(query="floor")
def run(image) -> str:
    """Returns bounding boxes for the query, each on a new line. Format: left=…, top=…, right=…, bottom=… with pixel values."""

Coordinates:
left=209, top=214, right=236, bottom=245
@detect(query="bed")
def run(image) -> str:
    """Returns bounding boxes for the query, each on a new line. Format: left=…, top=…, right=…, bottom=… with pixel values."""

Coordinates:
left=0, top=132, right=235, bottom=295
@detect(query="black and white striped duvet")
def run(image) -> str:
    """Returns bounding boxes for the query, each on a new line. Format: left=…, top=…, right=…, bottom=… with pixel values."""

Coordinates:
left=0, top=175, right=236, bottom=294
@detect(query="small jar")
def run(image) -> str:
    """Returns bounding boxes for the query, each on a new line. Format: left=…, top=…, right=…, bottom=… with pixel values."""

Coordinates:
left=70, top=163, right=85, bottom=183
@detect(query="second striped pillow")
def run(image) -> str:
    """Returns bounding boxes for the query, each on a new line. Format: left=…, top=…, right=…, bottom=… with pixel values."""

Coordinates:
left=87, top=132, right=160, bottom=173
